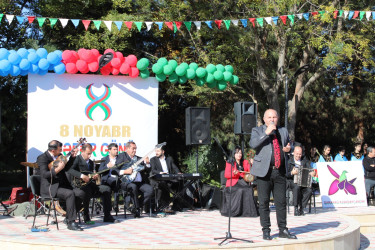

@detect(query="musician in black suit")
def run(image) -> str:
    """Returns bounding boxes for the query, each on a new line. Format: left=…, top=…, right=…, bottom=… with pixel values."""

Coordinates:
left=150, top=145, right=182, bottom=212
left=118, top=141, right=153, bottom=218
left=37, top=140, right=84, bottom=231
left=68, top=143, right=118, bottom=223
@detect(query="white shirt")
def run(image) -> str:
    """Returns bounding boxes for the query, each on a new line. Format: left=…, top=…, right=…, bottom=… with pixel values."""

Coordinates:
left=294, top=159, right=301, bottom=167
left=108, top=156, right=117, bottom=178
left=159, top=156, right=168, bottom=173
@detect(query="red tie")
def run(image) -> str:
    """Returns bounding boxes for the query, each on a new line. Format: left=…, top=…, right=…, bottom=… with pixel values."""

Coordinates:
left=272, top=134, right=281, bottom=168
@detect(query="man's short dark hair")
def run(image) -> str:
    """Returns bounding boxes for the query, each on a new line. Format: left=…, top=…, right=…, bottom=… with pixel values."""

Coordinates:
left=82, top=143, right=92, bottom=151
left=125, top=141, right=136, bottom=148
left=108, top=143, right=118, bottom=150
left=48, top=140, right=62, bottom=151
left=354, top=143, right=361, bottom=147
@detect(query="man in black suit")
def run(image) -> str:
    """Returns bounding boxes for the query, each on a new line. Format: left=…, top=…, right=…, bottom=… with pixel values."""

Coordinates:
left=68, top=143, right=118, bottom=223
left=249, top=109, right=296, bottom=240
left=150, top=145, right=182, bottom=212
left=118, top=141, right=153, bottom=218
left=37, top=140, right=83, bottom=231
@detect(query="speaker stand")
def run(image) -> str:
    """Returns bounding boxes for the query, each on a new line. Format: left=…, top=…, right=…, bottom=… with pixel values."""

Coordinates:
left=194, top=146, right=203, bottom=208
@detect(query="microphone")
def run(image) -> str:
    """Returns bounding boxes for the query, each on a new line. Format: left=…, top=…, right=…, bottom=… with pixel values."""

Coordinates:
left=270, top=121, right=277, bottom=135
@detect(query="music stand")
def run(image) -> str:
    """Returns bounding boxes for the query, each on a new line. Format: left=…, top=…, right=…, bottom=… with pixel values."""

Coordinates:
left=213, top=138, right=253, bottom=246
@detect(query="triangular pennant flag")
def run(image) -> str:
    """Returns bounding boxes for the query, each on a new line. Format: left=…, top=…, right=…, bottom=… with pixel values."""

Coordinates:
left=311, top=12, right=318, bottom=18
left=280, top=15, right=287, bottom=25
left=214, top=20, right=222, bottom=29
left=104, top=21, right=112, bottom=31
left=223, top=20, right=231, bottom=30
left=155, top=22, right=163, bottom=30
left=240, top=19, right=247, bottom=27
left=353, top=11, right=359, bottom=19
left=194, top=21, right=201, bottom=30
left=60, top=18, right=68, bottom=28
left=114, top=21, right=122, bottom=31
left=82, top=20, right=91, bottom=30
left=339, top=10, right=343, bottom=17
left=205, top=21, right=213, bottom=29
left=249, top=18, right=256, bottom=27
left=37, top=17, right=46, bottom=27
left=145, top=21, right=153, bottom=31
left=287, top=15, right=295, bottom=25
left=231, top=20, right=239, bottom=26
left=16, top=16, right=24, bottom=23
left=93, top=20, right=101, bottom=30
left=71, top=19, right=80, bottom=28
left=372, top=12, right=375, bottom=20
left=265, top=17, right=272, bottom=25
left=0, top=14, right=3, bottom=22
left=184, top=21, right=192, bottom=31
left=296, top=13, right=303, bottom=19
left=27, top=16, right=35, bottom=24
left=134, top=22, right=142, bottom=31
left=272, top=16, right=279, bottom=25
left=366, top=11, right=371, bottom=20
left=333, top=10, right=338, bottom=19
left=125, top=21, right=133, bottom=30
left=359, top=11, right=365, bottom=20
left=343, top=11, right=349, bottom=19
left=256, top=18, right=263, bottom=27
left=318, top=11, right=325, bottom=18
left=175, top=21, right=182, bottom=30
left=348, top=11, right=354, bottom=20
left=165, top=21, right=173, bottom=30
left=173, top=22, right=177, bottom=33
left=303, top=13, right=309, bottom=21
left=49, top=18, right=58, bottom=28
left=6, top=15, right=14, bottom=24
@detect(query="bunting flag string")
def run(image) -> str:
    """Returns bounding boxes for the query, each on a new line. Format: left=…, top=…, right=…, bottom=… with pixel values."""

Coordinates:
left=0, top=10, right=374, bottom=33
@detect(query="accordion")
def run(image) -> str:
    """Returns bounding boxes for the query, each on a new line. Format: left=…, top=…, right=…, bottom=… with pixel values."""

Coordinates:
left=293, top=165, right=313, bottom=188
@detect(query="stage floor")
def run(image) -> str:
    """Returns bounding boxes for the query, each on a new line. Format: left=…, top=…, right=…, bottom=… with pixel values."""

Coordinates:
left=0, top=206, right=374, bottom=249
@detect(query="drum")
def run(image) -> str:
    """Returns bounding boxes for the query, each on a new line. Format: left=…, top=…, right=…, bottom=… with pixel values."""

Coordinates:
left=243, top=173, right=255, bottom=183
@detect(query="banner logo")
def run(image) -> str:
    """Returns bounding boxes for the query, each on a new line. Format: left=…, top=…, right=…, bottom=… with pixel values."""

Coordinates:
left=327, top=165, right=357, bottom=195
left=85, top=84, right=112, bottom=121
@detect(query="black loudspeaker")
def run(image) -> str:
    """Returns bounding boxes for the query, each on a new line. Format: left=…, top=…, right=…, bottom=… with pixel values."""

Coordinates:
left=185, top=107, right=211, bottom=145
left=234, top=102, right=257, bottom=134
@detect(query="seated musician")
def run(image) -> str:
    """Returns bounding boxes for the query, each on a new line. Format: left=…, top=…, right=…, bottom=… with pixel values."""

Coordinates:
left=37, top=140, right=84, bottom=231
left=68, top=143, right=119, bottom=223
left=286, top=146, right=316, bottom=216
left=118, top=141, right=153, bottom=218
left=220, top=146, right=259, bottom=217
left=150, top=145, right=182, bottom=212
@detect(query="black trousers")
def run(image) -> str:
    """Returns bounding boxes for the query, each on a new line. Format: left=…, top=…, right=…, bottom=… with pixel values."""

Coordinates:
left=80, top=182, right=112, bottom=218
left=56, top=187, right=84, bottom=223
left=121, top=182, right=153, bottom=209
left=257, top=168, right=287, bottom=233
left=150, top=179, right=181, bottom=209
left=288, top=180, right=312, bottom=209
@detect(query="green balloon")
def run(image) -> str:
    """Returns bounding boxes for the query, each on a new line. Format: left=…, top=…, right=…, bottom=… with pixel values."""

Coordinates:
left=206, top=64, right=216, bottom=74
left=223, top=71, right=233, bottom=82
left=196, top=78, right=205, bottom=86
left=180, top=62, right=189, bottom=70
left=136, top=58, right=149, bottom=71
left=140, top=69, right=150, bottom=79
left=169, top=72, right=178, bottom=83
left=230, top=75, right=239, bottom=85
left=178, top=75, right=188, bottom=84
left=213, top=70, right=224, bottom=81
left=217, top=80, right=227, bottom=90
left=186, top=68, right=196, bottom=79
left=156, top=73, right=166, bottom=82
left=205, top=73, right=214, bottom=83
left=207, top=80, right=217, bottom=88
left=168, top=60, right=178, bottom=70
left=225, top=65, right=234, bottom=73
left=163, top=65, right=173, bottom=75
left=175, top=65, right=187, bottom=76
left=189, top=62, right=199, bottom=70
left=152, top=63, right=163, bottom=74
left=196, top=67, right=207, bottom=78
left=216, top=64, right=225, bottom=72
left=157, top=57, right=168, bottom=67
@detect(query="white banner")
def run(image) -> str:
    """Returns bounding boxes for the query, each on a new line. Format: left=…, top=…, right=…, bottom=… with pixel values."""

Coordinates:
left=317, top=161, right=367, bottom=208
left=27, top=73, right=159, bottom=162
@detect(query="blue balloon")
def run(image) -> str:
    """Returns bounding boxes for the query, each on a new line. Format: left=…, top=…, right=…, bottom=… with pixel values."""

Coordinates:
left=38, top=58, right=49, bottom=70
left=0, top=59, right=11, bottom=71
left=28, top=48, right=36, bottom=53
left=19, top=59, right=31, bottom=70
left=54, top=63, right=66, bottom=74
left=30, top=64, right=39, bottom=74
left=10, top=65, right=21, bottom=76
left=0, top=48, right=9, bottom=60
left=36, top=48, right=48, bottom=58
left=17, top=48, right=29, bottom=59
left=54, top=50, right=63, bottom=58
left=47, top=52, right=59, bottom=65
left=0, top=70, right=7, bottom=77
left=8, top=53, right=21, bottom=65
left=28, top=52, right=40, bottom=64
left=20, top=70, right=28, bottom=76
left=38, top=69, right=48, bottom=75
left=48, top=63, right=55, bottom=71
left=8, top=50, right=16, bottom=54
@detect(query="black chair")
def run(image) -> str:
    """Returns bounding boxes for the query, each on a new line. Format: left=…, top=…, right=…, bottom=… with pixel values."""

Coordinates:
left=286, top=181, right=316, bottom=214
left=29, top=175, right=60, bottom=230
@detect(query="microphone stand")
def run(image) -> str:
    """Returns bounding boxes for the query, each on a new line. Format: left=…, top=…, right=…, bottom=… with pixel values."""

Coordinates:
left=214, top=138, right=253, bottom=246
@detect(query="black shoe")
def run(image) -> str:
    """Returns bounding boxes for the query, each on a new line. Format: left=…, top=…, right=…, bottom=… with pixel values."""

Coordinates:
left=299, top=209, right=305, bottom=216
left=67, top=221, right=83, bottom=231
left=63, top=218, right=68, bottom=225
left=134, top=209, right=141, bottom=218
left=103, top=216, right=119, bottom=223
left=279, top=229, right=297, bottom=239
left=294, top=209, right=300, bottom=216
left=263, top=231, right=272, bottom=240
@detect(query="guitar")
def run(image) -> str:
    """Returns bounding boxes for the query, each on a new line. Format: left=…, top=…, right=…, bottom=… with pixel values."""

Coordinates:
left=20, top=162, right=39, bottom=169
left=48, top=138, right=86, bottom=170
left=120, top=142, right=166, bottom=185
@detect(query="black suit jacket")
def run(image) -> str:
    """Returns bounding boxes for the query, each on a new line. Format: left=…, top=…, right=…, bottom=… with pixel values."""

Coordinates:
left=150, top=156, right=180, bottom=175
left=37, top=151, right=74, bottom=198
left=68, top=154, right=94, bottom=179
left=118, top=152, right=151, bottom=184
left=98, top=153, right=128, bottom=183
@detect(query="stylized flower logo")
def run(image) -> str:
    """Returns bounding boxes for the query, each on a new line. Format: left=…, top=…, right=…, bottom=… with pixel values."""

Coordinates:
left=327, top=165, right=357, bottom=195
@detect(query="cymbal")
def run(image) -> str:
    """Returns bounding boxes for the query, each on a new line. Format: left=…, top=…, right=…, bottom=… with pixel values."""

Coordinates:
left=93, top=160, right=104, bottom=164
left=20, top=162, right=39, bottom=168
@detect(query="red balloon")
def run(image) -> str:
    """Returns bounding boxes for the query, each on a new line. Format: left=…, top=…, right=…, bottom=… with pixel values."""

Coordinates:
left=111, top=68, right=120, bottom=75
left=62, top=50, right=77, bottom=63
left=66, top=62, right=78, bottom=74
left=120, top=63, right=130, bottom=74
left=76, top=60, right=88, bottom=73
left=100, top=67, right=111, bottom=75
left=115, top=52, right=124, bottom=63
left=129, top=67, right=139, bottom=78
left=104, top=49, right=116, bottom=57
left=88, top=61, right=99, bottom=72
left=80, top=50, right=95, bottom=62
left=111, top=58, right=121, bottom=68
left=77, top=48, right=86, bottom=58
left=127, top=55, right=137, bottom=67
left=91, top=49, right=100, bottom=58
left=72, top=51, right=79, bottom=62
